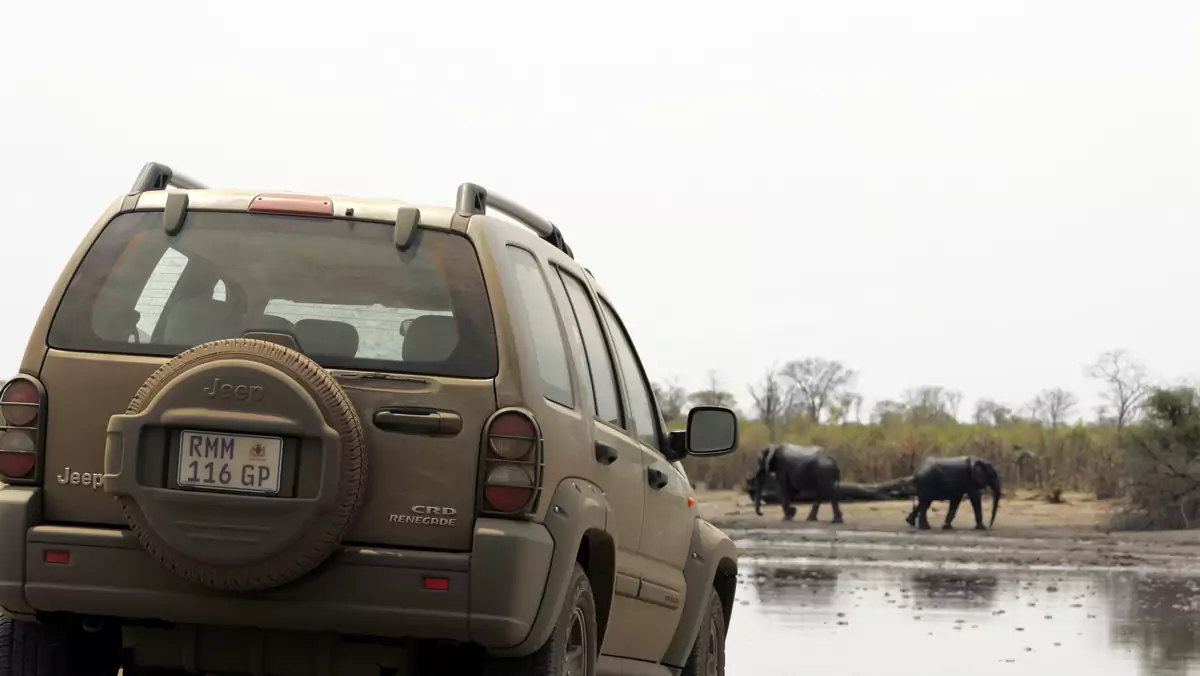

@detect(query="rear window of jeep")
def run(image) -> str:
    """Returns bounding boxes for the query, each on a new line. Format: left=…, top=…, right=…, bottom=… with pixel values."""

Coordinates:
left=48, top=210, right=498, bottom=378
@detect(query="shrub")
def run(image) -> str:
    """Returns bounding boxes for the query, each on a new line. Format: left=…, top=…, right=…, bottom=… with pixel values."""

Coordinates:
left=1116, top=387, right=1200, bottom=530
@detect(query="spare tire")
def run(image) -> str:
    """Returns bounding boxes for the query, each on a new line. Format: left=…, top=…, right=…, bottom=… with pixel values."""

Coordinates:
left=103, top=338, right=367, bottom=591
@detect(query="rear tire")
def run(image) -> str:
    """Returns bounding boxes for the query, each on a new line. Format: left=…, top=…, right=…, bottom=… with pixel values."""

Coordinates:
left=0, top=615, right=121, bottom=676
left=483, top=563, right=597, bottom=676
left=682, top=589, right=726, bottom=676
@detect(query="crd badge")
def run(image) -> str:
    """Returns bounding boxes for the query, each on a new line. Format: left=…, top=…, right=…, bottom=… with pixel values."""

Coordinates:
left=389, top=505, right=458, bottom=527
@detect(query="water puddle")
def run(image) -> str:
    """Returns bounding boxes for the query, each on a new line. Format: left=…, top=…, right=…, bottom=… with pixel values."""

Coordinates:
left=727, top=527, right=1200, bottom=576
left=727, top=559, right=1200, bottom=675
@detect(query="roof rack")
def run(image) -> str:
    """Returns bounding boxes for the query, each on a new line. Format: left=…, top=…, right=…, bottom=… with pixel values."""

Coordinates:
left=455, top=182, right=574, bottom=259
left=129, top=162, right=207, bottom=194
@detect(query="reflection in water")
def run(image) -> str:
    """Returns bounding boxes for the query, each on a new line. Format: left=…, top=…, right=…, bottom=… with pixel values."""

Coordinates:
left=728, top=560, right=1200, bottom=676
left=906, top=571, right=999, bottom=611
left=1105, top=575, right=1200, bottom=676
left=748, top=565, right=841, bottom=608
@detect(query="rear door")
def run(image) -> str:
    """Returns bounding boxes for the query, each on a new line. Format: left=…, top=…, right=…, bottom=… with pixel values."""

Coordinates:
left=39, top=209, right=497, bottom=551
left=595, top=292, right=694, bottom=662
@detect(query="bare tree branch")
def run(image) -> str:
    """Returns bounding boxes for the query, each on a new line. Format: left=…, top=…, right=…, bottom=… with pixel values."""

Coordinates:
left=779, top=358, right=856, bottom=424
left=1029, top=388, right=1079, bottom=427
left=1086, top=349, right=1150, bottom=429
left=973, top=399, right=1014, bottom=426
left=749, top=365, right=793, bottom=441
left=833, top=391, right=864, bottom=425
left=688, top=370, right=737, bottom=410
left=651, top=377, right=688, bottom=422
left=901, top=386, right=959, bottom=425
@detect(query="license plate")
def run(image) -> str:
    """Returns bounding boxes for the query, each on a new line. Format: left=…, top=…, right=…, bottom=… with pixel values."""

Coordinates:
left=177, top=430, right=283, bottom=495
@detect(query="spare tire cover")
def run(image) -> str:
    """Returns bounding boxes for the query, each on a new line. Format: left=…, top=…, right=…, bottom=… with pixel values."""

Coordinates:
left=103, top=338, right=367, bottom=591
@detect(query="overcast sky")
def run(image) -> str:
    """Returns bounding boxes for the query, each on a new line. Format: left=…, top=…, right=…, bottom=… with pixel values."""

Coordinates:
left=1, top=0, right=1196, bottom=421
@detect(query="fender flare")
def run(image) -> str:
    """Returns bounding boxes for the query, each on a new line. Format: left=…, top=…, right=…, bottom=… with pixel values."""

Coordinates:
left=486, top=477, right=616, bottom=656
left=661, top=518, right=738, bottom=667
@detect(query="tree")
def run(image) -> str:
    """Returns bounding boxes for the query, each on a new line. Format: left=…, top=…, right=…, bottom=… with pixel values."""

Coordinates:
left=1120, top=385, right=1200, bottom=529
left=1087, top=349, right=1150, bottom=430
left=1029, top=388, right=1078, bottom=427
left=871, top=399, right=906, bottom=424
left=651, top=378, right=688, bottom=422
left=945, top=391, right=963, bottom=422
left=830, top=391, right=864, bottom=425
left=749, top=365, right=792, bottom=441
left=901, top=386, right=960, bottom=425
left=688, top=370, right=737, bottom=409
left=779, top=358, right=856, bottom=423
left=973, top=399, right=1014, bottom=426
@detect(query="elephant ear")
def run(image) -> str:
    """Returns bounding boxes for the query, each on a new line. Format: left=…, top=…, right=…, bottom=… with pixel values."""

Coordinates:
left=762, top=445, right=778, bottom=473
left=971, top=458, right=989, bottom=486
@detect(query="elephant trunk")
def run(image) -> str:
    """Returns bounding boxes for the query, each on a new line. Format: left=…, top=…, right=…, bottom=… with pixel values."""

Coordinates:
left=989, top=477, right=1001, bottom=528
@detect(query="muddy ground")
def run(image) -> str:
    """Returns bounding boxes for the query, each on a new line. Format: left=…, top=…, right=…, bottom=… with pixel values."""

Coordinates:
left=696, top=488, right=1200, bottom=572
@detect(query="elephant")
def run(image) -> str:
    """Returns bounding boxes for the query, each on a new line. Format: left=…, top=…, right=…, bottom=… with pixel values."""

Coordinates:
left=753, top=444, right=843, bottom=523
left=904, top=456, right=1001, bottom=531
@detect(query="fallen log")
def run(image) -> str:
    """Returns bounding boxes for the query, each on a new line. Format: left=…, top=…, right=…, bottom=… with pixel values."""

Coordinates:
left=860, top=476, right=917, bottom=499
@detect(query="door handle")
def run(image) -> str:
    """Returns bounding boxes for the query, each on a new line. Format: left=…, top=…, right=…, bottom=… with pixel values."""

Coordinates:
left=594, top=441, right=619, bottom=465
left=647, top=468, right=669, bottom=490
left=373, top=408, right=463, bottom=436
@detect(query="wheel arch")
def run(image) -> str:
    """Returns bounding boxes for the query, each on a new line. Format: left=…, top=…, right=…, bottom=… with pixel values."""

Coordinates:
left=574, top=527, right=616, bottom=649
left=661, top=519, right=739, bottom=668
left=712, top=555, right=737, bottom=632
left=485, top=477, right=616, bottom=657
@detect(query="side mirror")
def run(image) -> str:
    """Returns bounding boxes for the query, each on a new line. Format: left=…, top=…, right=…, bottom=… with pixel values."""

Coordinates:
left=675, top=405, right=739, bottom=457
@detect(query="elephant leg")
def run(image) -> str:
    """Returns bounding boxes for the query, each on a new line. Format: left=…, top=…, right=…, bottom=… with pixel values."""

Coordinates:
left=905, top=503, right=919, bottom=527
left=968, top=490, right=985, bottom=530
left=806, top=501, right=820, bottom=522
left=917, top=499, right=933, bottom=530
left=780, top=489, right=796, bottom=521
left=943, top=497, right=961, bottom=529
left=829, top=491, right=844, bottom=524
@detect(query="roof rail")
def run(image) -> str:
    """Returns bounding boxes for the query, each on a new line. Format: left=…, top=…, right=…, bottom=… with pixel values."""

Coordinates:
left=129, top=162, right=206, bottom=194
left=455, top=183, right=574, bottom=259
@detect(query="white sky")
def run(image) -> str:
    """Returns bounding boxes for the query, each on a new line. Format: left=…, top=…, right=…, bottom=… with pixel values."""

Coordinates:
left=0, top=0, right=1196, bottom=422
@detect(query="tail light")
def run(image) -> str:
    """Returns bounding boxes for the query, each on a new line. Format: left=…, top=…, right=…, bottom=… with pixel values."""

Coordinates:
left=480, top=409, right=543, bottom=517
left=0, top=377, right=46, bottom=483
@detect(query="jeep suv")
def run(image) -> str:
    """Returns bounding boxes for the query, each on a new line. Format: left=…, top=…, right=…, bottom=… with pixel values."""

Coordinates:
left=0, top=163, right=740, bottom=676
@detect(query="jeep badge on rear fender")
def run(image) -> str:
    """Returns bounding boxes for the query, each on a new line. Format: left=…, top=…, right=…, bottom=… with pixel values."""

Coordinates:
left=57, top=467, right=104, bottom=490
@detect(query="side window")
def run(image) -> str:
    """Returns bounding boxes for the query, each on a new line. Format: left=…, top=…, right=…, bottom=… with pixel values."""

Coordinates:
left=557, top=270, right=622, bottom=426
left=598, top=299, right=661, bottom=449
left=505, top=246, right=574, bottom=407
left=549, top=274, right=597, bottom=416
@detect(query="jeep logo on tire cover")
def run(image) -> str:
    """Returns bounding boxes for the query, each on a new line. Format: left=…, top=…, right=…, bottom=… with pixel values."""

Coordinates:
left=203, top=377, right=264, bottom=403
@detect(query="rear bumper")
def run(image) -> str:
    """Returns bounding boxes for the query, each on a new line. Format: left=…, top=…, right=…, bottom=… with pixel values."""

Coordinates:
left=0, top=487, right=553, bottom=651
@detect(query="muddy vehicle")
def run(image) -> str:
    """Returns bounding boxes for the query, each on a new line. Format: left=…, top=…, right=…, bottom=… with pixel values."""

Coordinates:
left=0, top=163, right=741, bottom=676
